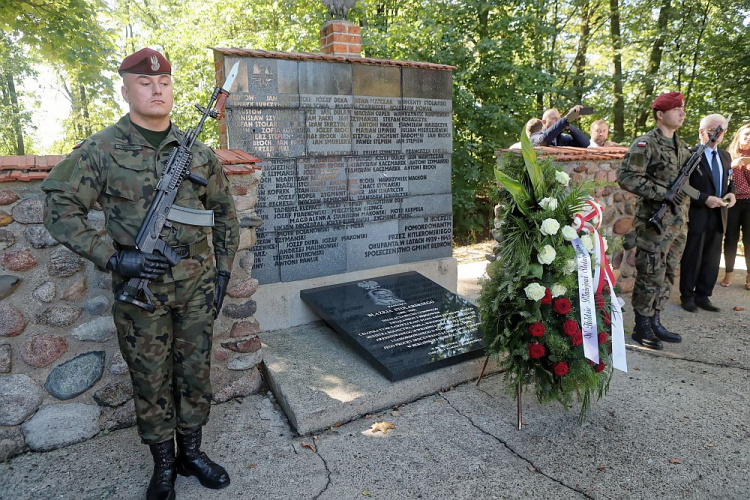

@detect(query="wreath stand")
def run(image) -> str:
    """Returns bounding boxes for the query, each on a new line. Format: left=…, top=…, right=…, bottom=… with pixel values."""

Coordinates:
left=476, top=355, right=523, bottom=430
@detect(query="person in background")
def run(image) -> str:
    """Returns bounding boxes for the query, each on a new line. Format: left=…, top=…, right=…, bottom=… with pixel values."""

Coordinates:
left=509, top=118, right=544, bottom=149
left=720, top=122, right=750, bottom=290
left=588, top=119, right=619, bottom=147
left=679, top=114, right=735, bottom=313
left=530, top=106, right=590, bottom=148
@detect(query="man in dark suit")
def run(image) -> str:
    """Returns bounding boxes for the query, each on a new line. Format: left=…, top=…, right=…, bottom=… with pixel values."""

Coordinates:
left=680, top=114, right=736, bottom=312
left=531, top=106, right=590, bottom=147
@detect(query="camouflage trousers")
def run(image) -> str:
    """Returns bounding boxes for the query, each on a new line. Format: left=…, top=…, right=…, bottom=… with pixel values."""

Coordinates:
left=112, top=270, right=216, bottom=445
left=632, top=217, right=687, bottom=316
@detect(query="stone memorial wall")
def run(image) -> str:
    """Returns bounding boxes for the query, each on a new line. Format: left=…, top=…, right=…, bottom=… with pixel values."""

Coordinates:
left=213, top=49, right=455, bottom=286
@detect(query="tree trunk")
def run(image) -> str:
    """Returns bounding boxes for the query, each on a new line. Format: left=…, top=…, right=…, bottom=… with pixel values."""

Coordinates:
left=635, top=0, right=672, bottom=133
left=572, top=0, right=591, bottom=103
left=609, top=0, right=625, bottom=141
left=5, top=73, right=25, bottom=155
left=79, top=84, right=91, bottom=137
left=684, top=3, right=711, bottom=109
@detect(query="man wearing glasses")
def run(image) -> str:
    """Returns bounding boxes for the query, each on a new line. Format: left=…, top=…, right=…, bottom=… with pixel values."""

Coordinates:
left=679, top=115, right=735, bottom=313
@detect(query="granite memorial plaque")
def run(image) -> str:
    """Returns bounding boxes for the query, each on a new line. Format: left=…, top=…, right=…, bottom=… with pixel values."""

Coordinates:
left=299, top=61, right=353, bottom=109
left=277, top=226, right=347, bottom=281
left=352, top=65, right=401, bottom=110
left=405, top=154, right=451, bottom=196
left=347, top=155, right=408, bottom=200
left=225, top=57, right=299, bottom=108
left=250, top=228, right=281, bottom=284
left=297, top=156, right=349, bottom=204
left=226, top=108, right=306, bottom=158
left=398, top=214, right=453, bottom=264
left=399, top=110, right=452, bottom=154
left=351, top=109, right=402, bottom=155
left=257, top=158, right=298, bottom=207
left=305, top=108, right=352, bottom=156
left=300, top=272, right=484, bottom=381
left=402, top=67, right=452, bottom=112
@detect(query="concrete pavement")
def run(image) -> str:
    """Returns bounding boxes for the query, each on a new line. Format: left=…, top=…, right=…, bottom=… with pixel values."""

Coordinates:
left=2, top=261, right=749, bottom=499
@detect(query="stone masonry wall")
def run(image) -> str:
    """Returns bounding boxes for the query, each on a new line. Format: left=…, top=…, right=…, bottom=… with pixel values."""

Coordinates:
left=0, top=166, right=262, bottom=460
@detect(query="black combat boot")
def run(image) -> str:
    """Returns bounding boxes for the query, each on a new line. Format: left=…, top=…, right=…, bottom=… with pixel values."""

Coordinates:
left=632, top=312, right=663, bottom=350
left=650, top=313, right=682, bottom=343
left=175, top=427, right=230, bottom=490
left=147, top=439, right=176, bottom=500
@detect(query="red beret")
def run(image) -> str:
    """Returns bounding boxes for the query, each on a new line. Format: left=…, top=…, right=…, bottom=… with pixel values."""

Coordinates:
left=651, top=92, right=684, bottom=112
left=118, top=48, right=171, bottom=76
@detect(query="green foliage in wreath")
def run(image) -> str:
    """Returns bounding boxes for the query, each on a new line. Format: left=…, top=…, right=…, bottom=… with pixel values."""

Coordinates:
left=479, top=132, right=614, bottom=420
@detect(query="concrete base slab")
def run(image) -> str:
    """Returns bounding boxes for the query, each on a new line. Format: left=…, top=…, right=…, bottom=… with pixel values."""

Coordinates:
left=254, top=257, right=457, bottom=332
left=261, top=321, right=500, bottom=435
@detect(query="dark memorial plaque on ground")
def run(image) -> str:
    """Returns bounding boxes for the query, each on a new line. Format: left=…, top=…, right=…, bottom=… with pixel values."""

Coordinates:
left=300, top=272, right=484, bottom=381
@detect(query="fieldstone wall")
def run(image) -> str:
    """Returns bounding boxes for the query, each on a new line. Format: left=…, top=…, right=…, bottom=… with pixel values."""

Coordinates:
left=0, top=165, right=262, bottom=461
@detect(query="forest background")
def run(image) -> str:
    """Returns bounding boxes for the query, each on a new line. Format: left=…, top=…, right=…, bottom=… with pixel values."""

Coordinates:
left=2, top=0, right=748, bottom=242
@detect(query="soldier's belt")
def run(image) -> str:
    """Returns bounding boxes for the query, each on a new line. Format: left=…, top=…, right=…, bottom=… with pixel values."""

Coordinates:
left=116, top=237, right=209, bottom=259
left=166, top=205, right=214, bottom=227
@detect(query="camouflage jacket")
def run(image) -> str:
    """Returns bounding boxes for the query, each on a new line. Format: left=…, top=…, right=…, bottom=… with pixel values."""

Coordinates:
left=42, top=114, right=239, bottom=282
left=617, top=127, right=698, bottom=223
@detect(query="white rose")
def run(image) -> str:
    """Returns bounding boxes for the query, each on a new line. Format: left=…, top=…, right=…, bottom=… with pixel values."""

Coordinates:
left=551, top=283, right=567, bottom=297
left=540, top=218, right=560, bottom=236
left=555, top=170, right=570, bottom=186
left=537, top=244, right=556, bottom=265
left=539, top=197, right=558, bottom=211
left=564, top=259, right=577, bottom=274
left=603, top=237, right=609, bottom=252
left=581, top=234, right=594, bottom=252
left=561, top=225, right=578, bottom=241
left=524, top=282, right=547, bottom=301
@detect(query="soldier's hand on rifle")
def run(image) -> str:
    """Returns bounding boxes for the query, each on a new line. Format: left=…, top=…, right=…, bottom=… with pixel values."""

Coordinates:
left=107, top=249, right=170, bottom=279
left=664, top=189, right=684, bottom=209
left=565, top=105, right=584, bottom=123
left=213, top=271, right=231, bottom=319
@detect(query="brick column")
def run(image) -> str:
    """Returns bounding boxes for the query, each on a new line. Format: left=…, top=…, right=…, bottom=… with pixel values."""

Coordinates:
left=320, top=20, right=361, bottom=57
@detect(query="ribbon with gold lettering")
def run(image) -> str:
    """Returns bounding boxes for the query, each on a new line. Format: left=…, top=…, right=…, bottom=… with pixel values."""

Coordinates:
left=571, top=200, right=627, bottom=372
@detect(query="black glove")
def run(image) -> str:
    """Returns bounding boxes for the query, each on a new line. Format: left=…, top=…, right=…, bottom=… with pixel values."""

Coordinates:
left=213, top=271, right=231, bottom=319
left=106, top=249, right=169, bottom=279
left=664, top=189, right=684, bottom=209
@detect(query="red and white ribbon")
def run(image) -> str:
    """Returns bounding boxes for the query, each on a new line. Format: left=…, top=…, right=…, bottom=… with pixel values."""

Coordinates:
left=571, top=200, right=627, bottom=372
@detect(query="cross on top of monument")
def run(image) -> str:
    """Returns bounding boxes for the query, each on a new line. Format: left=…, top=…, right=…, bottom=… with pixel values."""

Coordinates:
left=321, top=0, right=357, bottom=20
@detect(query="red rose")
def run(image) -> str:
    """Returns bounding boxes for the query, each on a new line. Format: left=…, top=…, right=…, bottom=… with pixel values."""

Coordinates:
left=595, top=361, right=606, bottom=373
left=528, top=323, right=546, bottom=337
left=553, top=361, right=569, bottom=377
left=553, top=297, right=572, bottom=315
left=541, top=288, right=553, bottom=305
left=562, top=320, right=579, bottom=337
left=588, top=360, right=595, bottom=365
left=570, top=330, right=583, bottom=346
left=528, top=343, right=546, bottom=359
left=602, top=313, right=611, bottom=326
left=594, top=293, right=605, bottom=310
left=598, top=332, right=608, bottom=345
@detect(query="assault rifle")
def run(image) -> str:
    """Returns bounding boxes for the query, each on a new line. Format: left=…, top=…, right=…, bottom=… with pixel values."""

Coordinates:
left=648, top=114, right=731, bottom=235
left=116, top=62, right=240, bottom=312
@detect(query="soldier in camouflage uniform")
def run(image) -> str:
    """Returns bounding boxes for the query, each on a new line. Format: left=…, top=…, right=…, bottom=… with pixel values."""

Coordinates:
left=617, top=92, right=698, bottom=351
left=41, top=48, right=239, bottom=500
